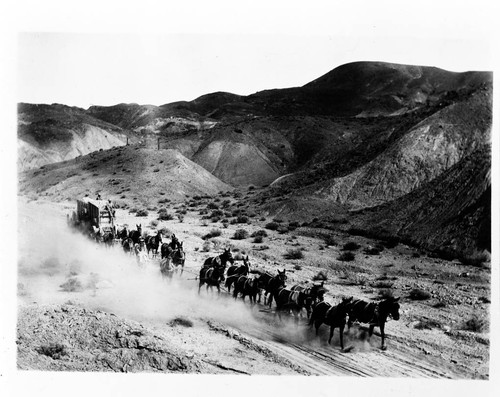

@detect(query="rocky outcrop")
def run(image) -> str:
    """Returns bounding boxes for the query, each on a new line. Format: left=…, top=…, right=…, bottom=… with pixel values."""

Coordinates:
left=318, top=87, right=491, bottom=210
left=17, top=304, right=203, bottom=372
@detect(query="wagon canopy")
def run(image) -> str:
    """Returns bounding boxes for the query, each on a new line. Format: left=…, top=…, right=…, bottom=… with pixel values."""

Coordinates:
left=76, top=198, right=115, bottom=231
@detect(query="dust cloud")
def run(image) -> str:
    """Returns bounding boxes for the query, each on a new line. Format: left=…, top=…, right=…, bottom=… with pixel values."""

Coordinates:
left=17, top=200, right=374, bottom=352
left=17, top=201, right=260, bottom=333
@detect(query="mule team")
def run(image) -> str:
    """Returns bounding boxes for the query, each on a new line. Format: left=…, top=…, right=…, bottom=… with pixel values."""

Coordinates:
left=107, top=225, right=400, bottom=350
left=198, top=249, right=401, bottom=351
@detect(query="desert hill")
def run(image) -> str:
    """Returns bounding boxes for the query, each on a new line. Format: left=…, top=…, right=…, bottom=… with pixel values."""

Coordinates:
left=349, top=145, right=490, bottom=257
left=17, top=61, right=492, bottom=257
left=315, top=86, right=492, bottom=209
left=18, top=103, right=136, bottom=171
left=18, top=145, right=232, bottom=205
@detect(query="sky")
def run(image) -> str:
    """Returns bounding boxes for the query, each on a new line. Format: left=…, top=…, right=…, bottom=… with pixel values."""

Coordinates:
left=17, top=33, right=495, bottom=109
left=13, top=0, right=498, bottom=109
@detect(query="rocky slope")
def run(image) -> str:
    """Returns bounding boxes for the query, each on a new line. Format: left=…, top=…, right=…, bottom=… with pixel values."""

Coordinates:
left=17, top=61, right=492, bottom=257
left=18, top=103, right=135, bottom=171
left=316, top=86, right=492, bottom=209
left=18, top=146, right=232, bottom=205
left=17, top=304, right=203, bottom=372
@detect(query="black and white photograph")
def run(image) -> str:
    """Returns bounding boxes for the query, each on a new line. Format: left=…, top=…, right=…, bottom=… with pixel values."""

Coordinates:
left=1, top=0, right=499, bottom=395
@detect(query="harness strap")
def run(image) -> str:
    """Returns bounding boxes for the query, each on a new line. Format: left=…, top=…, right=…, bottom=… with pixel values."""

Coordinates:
left=325, top=304, right=333, bottom=318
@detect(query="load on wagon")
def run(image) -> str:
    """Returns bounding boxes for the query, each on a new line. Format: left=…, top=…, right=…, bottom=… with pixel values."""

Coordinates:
left=69, top=197, right=116, bottom=240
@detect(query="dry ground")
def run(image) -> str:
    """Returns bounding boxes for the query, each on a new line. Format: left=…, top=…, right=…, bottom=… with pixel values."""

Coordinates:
left=16, top=195, right=490, bottom=378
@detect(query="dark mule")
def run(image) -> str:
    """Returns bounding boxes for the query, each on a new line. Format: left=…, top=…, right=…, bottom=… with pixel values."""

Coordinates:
left=290, top=282, right=327, bottom=318
left=309, top=297, right=353, bottom=350
left=225, top=255, right=251, bottom=293
left=160, top=241, right=185, bottom=276
left=102, top=231, right=115, bottom=248
left=232, top=274, right=260, bottom=305
left=146, top=231, right=162, bottom=258
left=160, top=242, right=172, bottom=259
left=273, top=287, right=310, bottom=324
left=117, top=225, right=129, bottom=241
left=122, top=237, right=134, bottom=255
left=347, top=297, right=401, bottom=350
left=160, top=257, right=174, bottom=281
left=171, top=242, right=186, bottom=275
left=198, top=262, right=226, bottom=294
left=129, top=224, right=142, bottom=245
left=253, top=269, right=287, bottom=307
left=202, top=248, right=234, bottom=271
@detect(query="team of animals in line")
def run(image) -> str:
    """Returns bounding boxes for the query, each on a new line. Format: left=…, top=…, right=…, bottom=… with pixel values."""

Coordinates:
left=73, top=217, right=401, bottom=351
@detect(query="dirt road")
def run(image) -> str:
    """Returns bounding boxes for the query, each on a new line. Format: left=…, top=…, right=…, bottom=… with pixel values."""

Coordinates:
left=15, top=198, right=490, bottom=378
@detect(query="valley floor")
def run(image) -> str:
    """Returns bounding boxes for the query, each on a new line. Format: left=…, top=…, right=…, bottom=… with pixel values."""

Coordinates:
left=15, top=197, right=490, bottom=379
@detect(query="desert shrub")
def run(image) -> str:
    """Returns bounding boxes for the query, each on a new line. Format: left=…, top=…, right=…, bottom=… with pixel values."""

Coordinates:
left=478, top=296, right=490, bottom=304
left=235, top=215, right=249, bottom=224
left=460, top=316, right=486, bottom=332
left=253, top=235, right=263, bottom=244
left=294, top=263, right=302, bottom=271
left=414, top=318, right=442, bottom=330
left=221, top=199, right=231, bottom=208
left=232, top=229, right=249, bottom=240
left=337, top=252, right=355, bottom=262
left=312, top=271, right=328, bottom=281
left=210, top=238, right=224, bottom=250
left=158, top=211, right=174, bottom=221
left=60, top=277, right=83, bottom=292
left=202, top=240, right=212, bottom=252
left=372, top=281, right=394, bottom=289
left=207, top=202, right=219, bottom=210
left=284, top=248, right=304, bottom=260
left=203, top=228, right=222, bottom=240
left=37, top=343, right=68, bottom=359
left=277, top=226, right=289, bottom=234
left=177, top=214, right=184, bottom=223
left=342, top=242, right=361, bottom=251
left=211, top=209, right=224, bottom=218
left=136, top=209, right=149, bottom=217
left=199, top=209, right=208, bottom=215
left=129, top=208, right=138, bottom=213
left=323, top=235, right=337, bottom=247
left=433, top=301, right=447, bottom=308
left=378, top=288, right=394, bottom=299
left=222, top=221, right=229, bottom=229
left=265, top=222, right=279, bottom=231
left=364, top=246, right=381, bottom=255
left=411, top=252, right=421, bottom=258
left=41, top=257, right=61, bottom=276
left=169, top=317, right=193, bottom=328
left=382, top=236, right=400, bottom=249
left=150, top=219, right=159, bottom=228
left=251, top=230, right=268, bottom=238
left=408, top=288, right=431, bottom=300
left=459, top=252, right=489, bottom=268
left=259, top=217, right=266, bottom=221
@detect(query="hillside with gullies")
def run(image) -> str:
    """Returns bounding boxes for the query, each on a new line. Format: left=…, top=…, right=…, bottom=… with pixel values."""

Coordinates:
left=17, top=103, right=138, bottom=171
left=17, top=61, right=492, bottom=257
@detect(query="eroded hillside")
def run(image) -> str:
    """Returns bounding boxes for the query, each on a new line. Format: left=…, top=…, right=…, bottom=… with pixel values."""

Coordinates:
left=17, top=61, right=492, bottom=257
